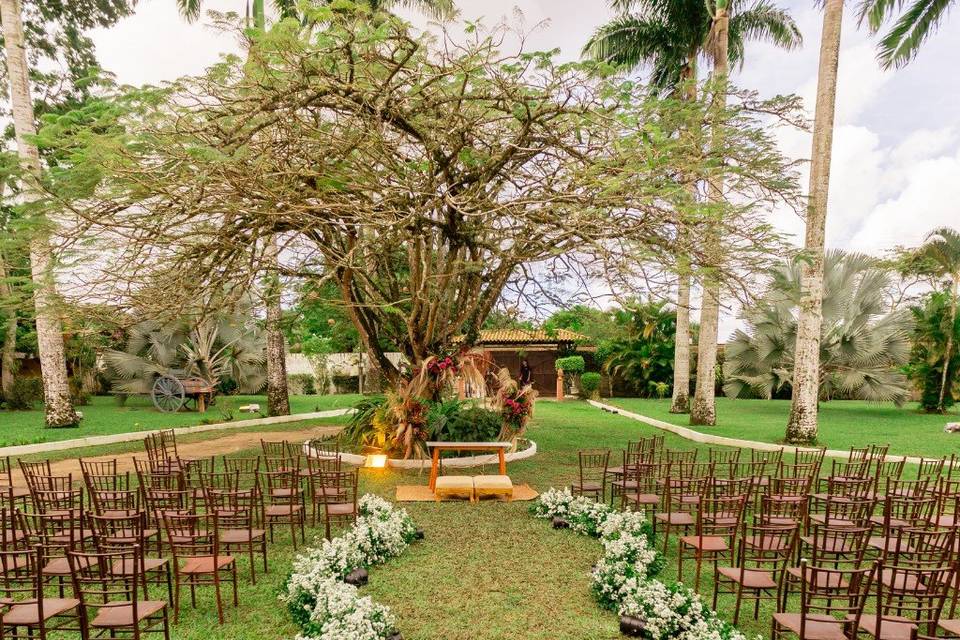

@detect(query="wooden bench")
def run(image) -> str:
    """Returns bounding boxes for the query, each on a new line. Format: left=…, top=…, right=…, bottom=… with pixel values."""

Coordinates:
left=426, top=441, right=512, bottom=492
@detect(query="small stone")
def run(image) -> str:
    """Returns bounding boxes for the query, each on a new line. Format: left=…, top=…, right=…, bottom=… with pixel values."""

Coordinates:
left=944, top=422, right=960, bottom=433
left=552, top=517, right=569, bottom=529
left=388, top=633, right=403, bottom=640
left=344, top=568, right=368, bottom=586
left=414, top=529, right=425, bottom=540
left=620, top=615, right=645, bottom=636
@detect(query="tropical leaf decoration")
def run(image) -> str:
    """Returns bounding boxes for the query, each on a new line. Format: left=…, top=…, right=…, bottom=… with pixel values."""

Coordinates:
left=104, top=296, right=267, bottom=394
left=724, top=251, right=914, bottom=405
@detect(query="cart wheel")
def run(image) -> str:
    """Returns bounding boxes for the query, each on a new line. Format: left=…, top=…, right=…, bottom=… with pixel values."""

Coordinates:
left=152, top=375, right=186, bottom=413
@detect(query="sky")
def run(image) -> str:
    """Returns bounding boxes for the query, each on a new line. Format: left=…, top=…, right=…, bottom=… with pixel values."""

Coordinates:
left=89, top=0, right=960, bottom=337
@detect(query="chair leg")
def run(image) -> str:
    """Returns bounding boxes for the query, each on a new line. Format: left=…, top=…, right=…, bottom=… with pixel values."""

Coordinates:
left=232, top=565, right=239, bottom=607
left=213, top=572, right=224, bottom=625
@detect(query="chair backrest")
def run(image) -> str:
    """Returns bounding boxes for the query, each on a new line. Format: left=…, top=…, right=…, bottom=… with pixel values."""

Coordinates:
left=805, top=523, right=872, bottom=566
left=200, top=470, right=241, bottom=493
left=664, top=449, right=697, bottom=464
left=739, top=522, right=798, bottom=572
left=260, top=468, right=301, bottom=503
left=18, top=458, right=54, bottom=490
left=79, top=458, right=118, bottom=478
left=917, top=457, right=946, bottom=480
left=757, top=494, right=805, bottom=526
left=203, top=486, right=258, bottom=531
left=18, top=510, right=83, bottom=560
left=848, top=445, right=870, bottom=463
left=709, top=475, right=755, bottom=501
left=263, top=455, right=300, bottom=473
left=31, top=477, right=85, bottom=514
left=67, top=546, right=143, bottom=622
left=695, top=494, right=746, bottom=539
left=577, top=449, right=610, bottom=485
left=0, top=456, right=13, bottom=487
left=867, top=443, right=889, bottom=463
left=662, top=476, right=706, bottom=513
left=795, top=561, right=874, bottom=632
left=88, top=511, right=150, bottom=551
left=670, top=461, right=715, bottom=479
left=819, top=495, right=876, bottom=527
left=318, top=470, right=359, bottom=507
left=751, top=448, right=784, bottom=466
left=0, top=546, right=42, bottom=608
left=883, top=527, right=956, bottom=568
left=771, top=474, right=813, bottom=498
left=708, top=448, right=740, bottom=464
left=307, top=451, right=341, bottom=475
left=777, top=462, right=819, bottom=480
left=878, top=494, right=937, bottom=538
left=143, top=487, right=192, bottom=523
left=823, top=473, right=875, bottom=500
left=84, top=471, right=138, bottom=515
left=874, top=457, right=905, bottom=481
left=182, top=456, right=216, bottom=488
left=163, top=512, right=218, bottom=559
left=261, top=439, right=289, bottom=457
left=872, top=561, right=954, bottom=640
left=794, top=447, right=826, bottom=470
left=828, top=458, right=871, bottom=480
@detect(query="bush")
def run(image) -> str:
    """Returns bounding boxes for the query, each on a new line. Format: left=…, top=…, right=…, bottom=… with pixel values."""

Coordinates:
left=555, top=355, right=585, bottom=373
left=580, top=372, right=602, bottom=399
left=287, top=373, right=317, bottom=395
left=332, top=374, right=359, bottom=394
left=69, top=377, right=90, bottom=406
left=4, top=377, right=43, bottom=410
left=443, top=406, right=503, bottom=442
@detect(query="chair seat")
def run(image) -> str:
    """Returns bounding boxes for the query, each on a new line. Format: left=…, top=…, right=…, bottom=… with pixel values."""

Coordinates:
left=879, top=569, right=925, bottom=592
left=265, top=505, right=303, bottom=516
left=679, top=535, right=728, bottom=551
left=743, top=534, right=792, bottom=551
left=2, top=598, right=79, bottom=625
left=270, top=488, right=297, bottom=498
left=773, top=613, right=850, bottom=640
left=622, top=493, right=659, bottom=505
left=869, top=515, right=909, bottom=529
left=313, top=487, right=345, bottom=498
left=90, top=601, right=166, bottom=628
left=769, top=494, right=805, bottom=503
left=180, top=555, right=235, bottom=574
left=808, top=514, right=857, bottom=527
left=717, top=566, right=777, bottom=588
left=786, top=567, right=849, bottom=588
left=326, top=503, right=356, bottom=516
left=50, top=529, right=95, bottom=543
left=571, top=481, right=602, bottom=492
left=655, top=512, right=694, bottom=525
left=799, top=536, right=860, bottom=554
left=110, top=558, right=169, bottom=575
left=474, top=475, right=513, bottom=490
left=220, top=529, right=266, bottom=543
left=856, top=614, right=916, bottom=640
left=42, top=556, right=93, bottom=576
left=939, top=619, right=960, bottom=635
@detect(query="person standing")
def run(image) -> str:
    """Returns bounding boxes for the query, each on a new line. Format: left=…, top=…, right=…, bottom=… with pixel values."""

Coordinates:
left=519, top=358, right=533, bottom=387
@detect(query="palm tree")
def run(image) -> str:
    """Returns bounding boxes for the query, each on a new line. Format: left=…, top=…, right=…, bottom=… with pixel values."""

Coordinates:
left=726, top=251, right=913, bottom=405
left=857, top=0, right=956, bottom=68
left=583, top=0, right=800, bottom=418
left=601, top=302, right=677, bottom=398
left=916, top=227, right=960, bottom=412
left=0, top=0, right=80, bottom=427
left=785, top=0, right=843, bottom=444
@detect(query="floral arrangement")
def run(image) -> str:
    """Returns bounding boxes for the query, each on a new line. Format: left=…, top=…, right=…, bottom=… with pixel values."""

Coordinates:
left=531, top=488, right=749, bottom=640
left=282, top=495, right=417, bottom=640
left=492, top=367, right=537, bottom=441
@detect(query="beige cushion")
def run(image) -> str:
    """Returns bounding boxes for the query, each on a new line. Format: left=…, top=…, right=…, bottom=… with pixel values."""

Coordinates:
left=435, top=476, right=474, bottom=490
left=473, top=475, right=513, bottom=490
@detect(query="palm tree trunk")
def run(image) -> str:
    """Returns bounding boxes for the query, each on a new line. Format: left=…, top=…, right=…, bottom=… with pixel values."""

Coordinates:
left=937, top=276, right=958, bottom=412
left=1, top=0, right=79, bottom=427
left=0, top=251, right=17, bottom=398
left=670, top=63, right=698, bottom=415
left=690, top=4, right=729, bottom=427
left=264, top=238, right=290, bottom=416
left=785, top=0, right=843, bottom=443
left=671, top=271, right=691, bottom=413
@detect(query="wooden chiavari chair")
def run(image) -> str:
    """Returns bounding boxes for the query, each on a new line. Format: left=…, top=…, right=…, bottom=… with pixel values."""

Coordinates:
left=678, top=493, right=747, bottom=591
left=858, top=561, right=954, bottom=640
left=317, top=469, right=359, bottom=541
left=259, top=468, right=305, bottom=549
left=655, top=476, right=707, bottom=553
left=88, top=510, right=171, bottom=600
left=772, top=561, right=874, bottom=640
left=0, top=546, right=80, bottom=640
left=202, top=480, right=267, bottom=584
left=571, top=449, right=609, bottom=502
left=0, top=456, right=30, bottom=510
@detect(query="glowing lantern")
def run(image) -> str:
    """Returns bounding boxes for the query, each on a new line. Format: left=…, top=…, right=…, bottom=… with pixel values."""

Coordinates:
left=365, top=454, right=388, bottom=469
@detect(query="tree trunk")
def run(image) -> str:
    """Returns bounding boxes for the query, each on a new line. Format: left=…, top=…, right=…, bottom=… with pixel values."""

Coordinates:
left=670, top=272, right=691, bottom=413
left=937, top=276, right=958, bottom=412
left=0, top=251, right=17, bottom=398
left=264, top=238, right=290, bottom=416
left=690, top=5, right=729, bottom=427
left=1, top=0, right=79, bottom=427
left=786, top=0, right=843, bottom=443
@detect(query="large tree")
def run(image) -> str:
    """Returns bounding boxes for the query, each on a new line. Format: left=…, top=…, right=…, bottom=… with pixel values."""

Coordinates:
left=0, top=0, right=80, bottom=426
left=584, top=0, right=800, bottom=419
left=785, top=0, right=844, bottom=444
left=42, top=10, right=800, bottom=387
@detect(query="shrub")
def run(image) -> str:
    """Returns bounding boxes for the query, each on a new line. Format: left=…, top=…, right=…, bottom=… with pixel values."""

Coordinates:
left=580, top=372, right=602, bottom=399
left=332, top=374, right=359, bottom=394
left=288, top=373, right=317, bottom=395
left=69, top=377, right=90, bottom=406
left=555, top=355, right=585, bottom=373
left=443, top=405, right=503, bottom=442
left=4, top=377, right=43, bottom=410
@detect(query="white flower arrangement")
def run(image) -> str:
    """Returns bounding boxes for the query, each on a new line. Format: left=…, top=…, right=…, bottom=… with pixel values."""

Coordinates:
left=282, top=494, right=417, bottom=640
left=532, top=488, right=750, bottom=640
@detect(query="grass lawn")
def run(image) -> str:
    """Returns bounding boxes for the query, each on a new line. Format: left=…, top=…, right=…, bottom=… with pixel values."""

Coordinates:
left=100, top=400, right=821, bottom=640
left=606, top=397, right=960, bottom=458
left=0, top=393, right=361, bottom=447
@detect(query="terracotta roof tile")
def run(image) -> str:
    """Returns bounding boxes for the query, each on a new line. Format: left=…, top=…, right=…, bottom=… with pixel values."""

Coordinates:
left=459, top=328, right=589, bottom=345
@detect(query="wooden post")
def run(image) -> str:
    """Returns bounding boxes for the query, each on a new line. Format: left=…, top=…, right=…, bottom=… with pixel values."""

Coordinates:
left=556, top=369, right=564, bottom=401
left=457, top=376, right=466, bottom=399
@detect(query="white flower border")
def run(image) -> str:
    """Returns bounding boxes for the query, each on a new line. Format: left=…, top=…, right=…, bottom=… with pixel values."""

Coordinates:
left=281, top=494, right=418, bottom=640
left=531, top=488, right=756, bottom=640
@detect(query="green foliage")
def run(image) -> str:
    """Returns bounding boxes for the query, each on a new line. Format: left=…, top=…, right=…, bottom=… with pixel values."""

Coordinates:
left=543, top=306, right=626, bottom=343
left=580, top=372, right=602, bottom=399
left=725, top=251, right=913, bottom=404
left=555, top=355, right=586, bottom=373
left=601, top=302, right=676, bottom=398
left=442, top=406, right=503, bottom=442
left=857, top=0, right=957, bottom=69
left=908, top=291, right=960, bottom=412
left=285, top=281, right=364, bottom=355
left=287, top=373, right=317, bottom=396
left=343, top=395, right=391, bottom=451
left=3, top=376, right=43, bottom=410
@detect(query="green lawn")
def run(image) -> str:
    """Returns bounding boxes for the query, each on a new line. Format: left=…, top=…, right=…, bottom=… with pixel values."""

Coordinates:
left=0, top=394, right=360, bottom=447
left=606, top=397, right=960, bottom=458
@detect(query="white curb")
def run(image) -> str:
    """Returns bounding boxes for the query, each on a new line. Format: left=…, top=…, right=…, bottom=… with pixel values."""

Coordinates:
left=303, top=440, right=538, bottom=469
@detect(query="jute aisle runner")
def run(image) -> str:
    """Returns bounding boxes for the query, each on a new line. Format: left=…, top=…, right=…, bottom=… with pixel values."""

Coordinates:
left=395, top=484, right=539, bottom=502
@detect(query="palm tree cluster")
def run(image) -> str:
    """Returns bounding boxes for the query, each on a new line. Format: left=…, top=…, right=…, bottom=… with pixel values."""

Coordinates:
left=725, top=251, right=913, bottom=405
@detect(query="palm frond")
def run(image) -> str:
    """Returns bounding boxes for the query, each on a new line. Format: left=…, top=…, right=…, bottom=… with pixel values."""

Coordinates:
left=873, top=0, right=953, bottom=68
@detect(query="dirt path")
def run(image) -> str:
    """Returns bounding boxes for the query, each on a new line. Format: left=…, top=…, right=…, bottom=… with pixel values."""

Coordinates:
left=10, top=425, right=342, bottom=486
